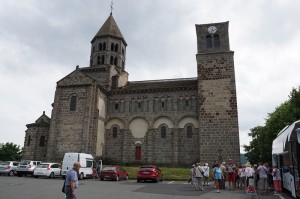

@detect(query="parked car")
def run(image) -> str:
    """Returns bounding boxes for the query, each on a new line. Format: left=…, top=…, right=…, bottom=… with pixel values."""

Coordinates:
left=99, top=165, right=128, bottom=181
left=137, top=165, right=163, bottom=183
left=17, top=160, right=41, bottom=177
left=0, top=161, right=19, bottom=176
left=33, top=163, right=61, bottom=178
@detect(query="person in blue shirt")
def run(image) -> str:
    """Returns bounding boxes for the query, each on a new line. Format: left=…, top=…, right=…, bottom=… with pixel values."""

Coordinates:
left=65, top=162, right=81, bottom=199
left=213, top=163, right=223, bottom=193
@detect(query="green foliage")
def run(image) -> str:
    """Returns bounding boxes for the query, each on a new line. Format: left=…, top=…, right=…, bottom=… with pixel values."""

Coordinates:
left=243, top=87, right=300, bottom=164
left=0, top=142, right=23, bottom=161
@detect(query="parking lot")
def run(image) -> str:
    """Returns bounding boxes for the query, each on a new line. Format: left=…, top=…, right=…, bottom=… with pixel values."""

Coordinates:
left=0, top=175, right=293, bottom=199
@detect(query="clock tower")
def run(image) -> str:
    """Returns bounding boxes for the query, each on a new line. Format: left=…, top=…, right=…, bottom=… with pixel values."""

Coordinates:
left=196, top=22, right=240, bottom=163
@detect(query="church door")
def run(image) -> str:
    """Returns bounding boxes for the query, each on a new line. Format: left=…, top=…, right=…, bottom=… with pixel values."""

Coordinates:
left=135, top=146, right=141, bottom=160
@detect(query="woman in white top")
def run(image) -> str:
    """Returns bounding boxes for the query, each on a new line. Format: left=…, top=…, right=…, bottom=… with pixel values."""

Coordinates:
left=244, top=163, right=255, bottom=188
left=202, top=163, right=209, bottom=186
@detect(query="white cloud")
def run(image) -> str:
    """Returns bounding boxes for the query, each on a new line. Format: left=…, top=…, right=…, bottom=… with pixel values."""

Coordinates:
left=1, top=0, right=300, bottom=155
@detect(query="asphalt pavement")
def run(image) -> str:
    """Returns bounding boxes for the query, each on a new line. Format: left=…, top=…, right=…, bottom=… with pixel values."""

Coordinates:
left=0, top=176, right=295, bottom=199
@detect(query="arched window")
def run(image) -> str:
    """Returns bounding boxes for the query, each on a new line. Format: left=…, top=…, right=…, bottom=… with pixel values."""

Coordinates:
left=206, top=35, right=212, bottom=48
left=110, top=56, right=114, bottom=64
left=27, top=135, right=31, bottom=146
left=40, top=135, right=46, bottom=147
left=214, top=34, right=220, bottom=48
left=187, top=125, right=193, bottom=138
left=114, top=57, right=118, bottom=65
left=70, top=96, right=77, bottom=111
left=161, top=126, right=166, bottom=138
left=122, top=48, right=124, bottom=55
left=103, top=42, right=106, bottom=50
left=97, top=55, right=101, bottom=64
left=112, top=127, right=118, bottom=138
left=122, top=61, right=125, bottom=69
left=112, top=76, right=118, bottom=89
left=99, top=43, right=102, bottom=51
left=111, top=43, right=115, bottom=51
left=115, top=44, right=118, bottom=52
left=101, top=55, right=105, bottom=64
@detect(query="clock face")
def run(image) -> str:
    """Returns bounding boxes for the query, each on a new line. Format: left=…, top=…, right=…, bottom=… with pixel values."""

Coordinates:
left=208, top=26, right=217, bottom=33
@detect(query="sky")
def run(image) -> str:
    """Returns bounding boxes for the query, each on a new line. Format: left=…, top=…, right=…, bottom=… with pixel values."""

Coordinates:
left=1, top=0, right=300, bottom=153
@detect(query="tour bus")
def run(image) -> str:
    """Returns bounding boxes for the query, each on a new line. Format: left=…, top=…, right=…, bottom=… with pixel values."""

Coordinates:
left=272, top=120, right=300, bottom=198
left=61, top=152, right=99, bottom=180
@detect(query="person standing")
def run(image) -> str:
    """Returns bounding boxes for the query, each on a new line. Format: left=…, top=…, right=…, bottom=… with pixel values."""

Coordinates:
left=272, top=165, right=282, bottom=194
left=213, top=163, right=223, bottom=193
left=220, top=162, right=227, bottom=189
left=245, top=163, right=254, bottom=189
left=195, top=163, right=204, bottom=191
left=202, top=163, right=210, bottom=186
left=189, top=164, right=197, bottom=188
left=65, top=162, right=81, bottom=199
left=257, top=162, right=268, bottom=195
left=227, top=159, right=236, bottom=191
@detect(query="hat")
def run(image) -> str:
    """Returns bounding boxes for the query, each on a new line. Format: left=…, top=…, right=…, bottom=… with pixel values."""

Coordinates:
left=204, top=163, right=208, bottom=166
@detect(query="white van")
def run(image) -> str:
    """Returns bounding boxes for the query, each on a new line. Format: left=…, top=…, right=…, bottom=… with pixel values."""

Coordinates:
left=61, top=153, right=97, bottom=180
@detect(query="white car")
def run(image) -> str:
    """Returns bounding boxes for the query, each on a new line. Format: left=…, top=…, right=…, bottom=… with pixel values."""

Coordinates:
left=33, top=163, right=61, bottom=178
left=0, top=161, right=19, bottom=176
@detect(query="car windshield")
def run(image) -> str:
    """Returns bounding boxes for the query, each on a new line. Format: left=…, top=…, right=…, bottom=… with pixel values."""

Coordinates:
left=37, top=164, right=49, bottom=168
left=0, top=161, right=10, bottom=165
left=20, top=160, right=31, bottom=165
left=102, top=166, right=116, bottom=171
left=140, top=167, right=155, bottom=171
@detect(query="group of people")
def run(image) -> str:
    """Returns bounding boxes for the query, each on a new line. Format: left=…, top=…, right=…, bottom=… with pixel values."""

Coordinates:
left=190, top=159, right=282, bottom=195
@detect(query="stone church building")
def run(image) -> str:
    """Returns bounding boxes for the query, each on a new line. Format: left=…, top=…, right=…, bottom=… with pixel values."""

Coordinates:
left=22, top=13, right=240, bottom=165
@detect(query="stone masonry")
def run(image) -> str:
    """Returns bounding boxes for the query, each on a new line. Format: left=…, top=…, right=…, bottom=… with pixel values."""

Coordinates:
left=23, top=14, right=240, bottom=166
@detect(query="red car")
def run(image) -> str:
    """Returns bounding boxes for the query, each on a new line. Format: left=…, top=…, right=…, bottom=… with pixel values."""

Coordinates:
left=137, top=165, right=163, bottom=183
left=99, top=165, right=128, bottom=181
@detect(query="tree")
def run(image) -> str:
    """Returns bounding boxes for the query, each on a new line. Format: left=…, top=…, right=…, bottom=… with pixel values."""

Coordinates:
left=0, top=142, right=22, bottom=161
left=243, top=87, right=300, bottom=164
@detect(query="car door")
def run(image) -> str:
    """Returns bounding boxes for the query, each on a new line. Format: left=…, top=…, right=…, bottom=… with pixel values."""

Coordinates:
left=51, top=164, right=60, bottom=176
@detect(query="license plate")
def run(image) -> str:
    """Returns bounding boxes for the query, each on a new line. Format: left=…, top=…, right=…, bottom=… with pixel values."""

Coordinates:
left=37, top=172, right=43, bottom=174
left=143, top=172, right=149, bottom=174
left=105, top=176, right=110, bottom=178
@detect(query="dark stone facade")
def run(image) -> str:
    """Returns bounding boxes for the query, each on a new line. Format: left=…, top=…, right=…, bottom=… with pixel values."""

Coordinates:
left=23, top=14, right=240, bottom=165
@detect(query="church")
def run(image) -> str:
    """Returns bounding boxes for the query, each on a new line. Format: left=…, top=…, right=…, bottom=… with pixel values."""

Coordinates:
left=22, top=13, right=240, bottom=165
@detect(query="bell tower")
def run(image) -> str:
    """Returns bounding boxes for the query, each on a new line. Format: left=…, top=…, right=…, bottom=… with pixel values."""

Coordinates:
left=196, top=22, right=240, bottom=163
left=90, top=13, right=127, bottom=72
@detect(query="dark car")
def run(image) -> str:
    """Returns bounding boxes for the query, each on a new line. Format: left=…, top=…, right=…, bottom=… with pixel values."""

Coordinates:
left=99, top=165, right=128, bottom=181
left=137, top=165, right=163, bottom=183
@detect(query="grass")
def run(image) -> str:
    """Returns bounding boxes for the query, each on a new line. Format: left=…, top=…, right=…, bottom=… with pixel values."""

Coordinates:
left=123, top=166, right=190, bottom=181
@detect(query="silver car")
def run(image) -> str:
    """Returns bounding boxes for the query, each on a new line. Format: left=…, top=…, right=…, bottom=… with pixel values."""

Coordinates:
left=33, top=163, right=61, bottom=178
left=17, top=160, right=41, bottom=177
left=0, top=161, right=19, bottom=176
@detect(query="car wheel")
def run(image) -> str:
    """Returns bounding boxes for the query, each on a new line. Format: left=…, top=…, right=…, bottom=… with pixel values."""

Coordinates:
left=100, top=178, right=104, bottom=181
left=154, top=177, right=158, bottom=183
left=116, top=175, right=119, bottom=181
left=160, top=176, right=163, bottom=182
left=17, top=173, right=22, bottom=177
left=50, top=172, right=54, bottom=179
left=137, top=179, right=141, bottom=183
left=34, top=176, right=38, bottom=178
left=79, top=173, right=84, bottom=180
left=8, top=170, right=14, bottom=176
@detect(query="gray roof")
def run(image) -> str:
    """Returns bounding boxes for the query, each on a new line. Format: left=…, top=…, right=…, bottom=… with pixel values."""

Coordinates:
left=93, top=13, right=126, bottom=45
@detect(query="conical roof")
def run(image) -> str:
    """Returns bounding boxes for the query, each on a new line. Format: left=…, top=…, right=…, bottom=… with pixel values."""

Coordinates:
left=92, top=13, right=126, bottom=45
